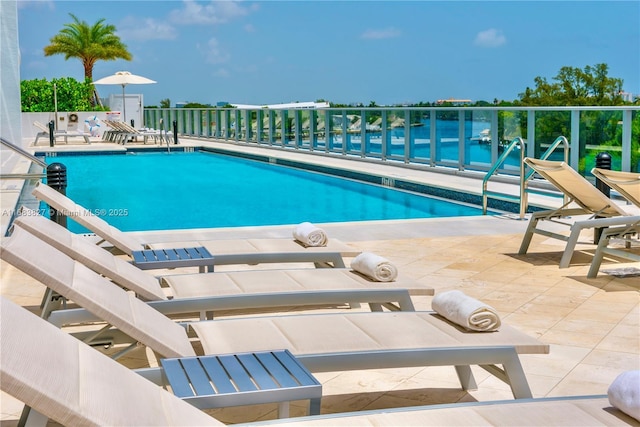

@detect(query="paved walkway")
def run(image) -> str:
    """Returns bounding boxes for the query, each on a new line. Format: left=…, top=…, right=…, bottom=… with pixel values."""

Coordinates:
left=1, top=137, right=638, bottom=424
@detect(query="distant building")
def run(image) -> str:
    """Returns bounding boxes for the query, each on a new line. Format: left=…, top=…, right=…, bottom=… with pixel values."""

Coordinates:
left=230, top=101, right=330, bottom=109
left=175, top=102, right=187, bottom=108
left=619, top=92, right=634, bottom=102
left=436, top=98, right=472, bottom=106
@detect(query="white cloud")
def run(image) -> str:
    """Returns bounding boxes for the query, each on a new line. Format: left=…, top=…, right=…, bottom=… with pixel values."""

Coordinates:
left=17, top=0, right=54, bottom=10
left=244, top=23, right=256, bottom=33
left=214, top=68, right=230, bottom=77
left=198, top=37, right=230, bottom=64
left=170, top=0, right=257, bottom=25
left=474, top=28, right=506, bottom=48
left=360, top=27, right=401, bottom=40
left=26, top=59, right=47, bottom=70
left=117, top=17, right=177, bottom=41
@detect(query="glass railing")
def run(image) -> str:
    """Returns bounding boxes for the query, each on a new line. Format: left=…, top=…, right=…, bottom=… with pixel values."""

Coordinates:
left=145, top=106, right=640, bottom=175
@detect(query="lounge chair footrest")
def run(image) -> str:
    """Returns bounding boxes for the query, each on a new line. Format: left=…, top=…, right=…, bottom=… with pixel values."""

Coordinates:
left=131, top=247, right=214, bottom=272
left=160, top=350, right=322, bottom=417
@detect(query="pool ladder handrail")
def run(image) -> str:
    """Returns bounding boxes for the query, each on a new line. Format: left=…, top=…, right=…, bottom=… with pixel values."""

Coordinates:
left=482, top=136, right=569, bottom=219
left=0, top=136, right=47, bottom=180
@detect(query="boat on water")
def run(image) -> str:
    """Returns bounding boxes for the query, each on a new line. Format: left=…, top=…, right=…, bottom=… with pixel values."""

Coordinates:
left=470, top=128, right=491, bottom=143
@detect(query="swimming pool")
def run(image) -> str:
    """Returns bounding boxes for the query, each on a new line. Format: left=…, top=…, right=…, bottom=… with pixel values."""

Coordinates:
left=43, top=150, right=486, bottom=233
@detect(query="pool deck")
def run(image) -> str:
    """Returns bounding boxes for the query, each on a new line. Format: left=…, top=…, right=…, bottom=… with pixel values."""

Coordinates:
left=1, top=137, right=639, bottom=424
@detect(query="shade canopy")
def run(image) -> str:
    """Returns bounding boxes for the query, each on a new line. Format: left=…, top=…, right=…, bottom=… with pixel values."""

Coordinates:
left=93, top=71, right=156, bottom=123
left=93, top=71, right=156, bottom=86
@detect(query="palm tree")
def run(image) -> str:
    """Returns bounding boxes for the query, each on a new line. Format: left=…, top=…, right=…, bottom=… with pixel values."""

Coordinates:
left=44, top=13, right=132, bottom=105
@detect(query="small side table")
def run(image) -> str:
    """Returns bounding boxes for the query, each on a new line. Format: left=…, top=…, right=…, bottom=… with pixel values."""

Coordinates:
left=160, top=350, right=322, bottom=418
left=131, top=247, right=214, bottom=272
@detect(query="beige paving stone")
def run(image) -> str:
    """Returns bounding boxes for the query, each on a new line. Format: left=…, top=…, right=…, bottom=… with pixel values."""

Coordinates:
left=478, top=289, right=538, bottom=313
left=540, top=329, right=609, bottom=348
left=563, top=307, right=630, bottom=324
left=581, top=349, right=640, bottom=371
left=321, top=369, right=416, bottom=395
left=596, top=332, right=640, bottom=355
left=514, top=301, right=577, bottom=320
left=550, top=319, right=616, bottom=336
left=547, top=363, right=634, bottom=397
left=360, top=387, right=469, bottom=410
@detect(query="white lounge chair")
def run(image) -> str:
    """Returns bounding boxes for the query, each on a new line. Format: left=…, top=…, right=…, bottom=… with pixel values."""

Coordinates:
left=519, top=158, right=638, bottom=268
left=33, top=120, right=91, bottom=145
left=0, top=230, right=548, bottom=401
left=586, top=168, right=640, bottom=277
left=592, top=168, right=640, bottom=207
left=101, top=120, right=163, bottom=144
left=10, top=219, right=428, bottom=323
left=31, top=182, right=360, bottom=269
left=3, top=297, right=634, bottom=426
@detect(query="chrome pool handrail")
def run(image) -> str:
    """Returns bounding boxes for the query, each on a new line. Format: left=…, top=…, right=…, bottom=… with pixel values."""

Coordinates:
left=0, top=136, right=46, bottom=168
left=482, top=137, right=526, bottom=218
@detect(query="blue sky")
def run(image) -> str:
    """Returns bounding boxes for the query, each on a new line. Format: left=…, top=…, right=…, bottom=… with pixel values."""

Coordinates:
left=17, top=0, right=640, bottom=107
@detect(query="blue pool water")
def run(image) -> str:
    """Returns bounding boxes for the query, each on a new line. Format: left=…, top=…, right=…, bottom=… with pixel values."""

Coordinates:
left=44, top=151, right=484, bottom=233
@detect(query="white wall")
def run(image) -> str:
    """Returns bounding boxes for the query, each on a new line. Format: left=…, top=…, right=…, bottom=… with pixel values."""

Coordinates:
left=21, top=112, right=112, bottom=139
left=0, top=0, right=21, bottom=146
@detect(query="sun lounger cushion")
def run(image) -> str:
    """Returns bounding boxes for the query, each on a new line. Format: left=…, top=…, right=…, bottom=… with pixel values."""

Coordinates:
left=190, top=311, right=547, bottom=357
left=432, top=290, right=501, bottom=332
left=350, top=252, right=398, bottom=282
left=161, top=268, right=433, bottom=299
left=292, top=222, right=328, bottom=247
left=608, top=370, right=640, bottom=421
left=0, top=297, right=222, bottom=427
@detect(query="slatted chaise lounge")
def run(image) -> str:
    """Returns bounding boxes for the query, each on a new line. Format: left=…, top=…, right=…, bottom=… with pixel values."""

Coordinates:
left=2, top=297, right=634, bottom=426
left=10, top=220, right=429, bottom=324
left=586, top=168, right=640, bottom=277
left=33, top=120, right=91, bottom=145
left=519, top=158, right=639, bottom=268
left=592, top=168, right=640, bottom=207
left=32, top=181, right=360, bottom=269
left=0, top=229, right=548, bottom=402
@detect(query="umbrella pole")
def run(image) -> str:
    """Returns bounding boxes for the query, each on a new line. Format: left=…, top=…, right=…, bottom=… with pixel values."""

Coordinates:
left=122, top=84, right=127, bottom=123
left=54, top=83, right=58, bottom=131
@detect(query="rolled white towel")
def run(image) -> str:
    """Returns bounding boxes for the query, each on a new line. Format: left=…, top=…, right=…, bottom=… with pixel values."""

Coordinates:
left=432, top=290, right=501, bottom=332
left=608, top=370, right=640, bottom=421
left=293, top=222, right=328, bottom=247
left=350, top=252, right=398, bottom=282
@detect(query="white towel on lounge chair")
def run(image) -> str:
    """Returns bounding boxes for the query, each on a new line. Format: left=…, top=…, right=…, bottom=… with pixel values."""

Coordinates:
left=608, top=370, right=640, bottom=421
left=293, top=222, right=328, bottom=247
left=350, top=252, right=398, bottom=282
left=432, top=290, right=501, bottom=332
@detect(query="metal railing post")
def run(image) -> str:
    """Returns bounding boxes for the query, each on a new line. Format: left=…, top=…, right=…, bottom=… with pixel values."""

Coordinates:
left=173, top=120, right=179, bottom=144
left=48, top=120, right=55, bottom=147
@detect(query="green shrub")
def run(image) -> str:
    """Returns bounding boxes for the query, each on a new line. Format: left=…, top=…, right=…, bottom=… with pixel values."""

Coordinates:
left=20, top=77, right=105, bottom=112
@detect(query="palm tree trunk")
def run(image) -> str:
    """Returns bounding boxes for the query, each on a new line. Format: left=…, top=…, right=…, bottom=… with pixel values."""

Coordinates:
left=93, top=87, right=103, bottom=108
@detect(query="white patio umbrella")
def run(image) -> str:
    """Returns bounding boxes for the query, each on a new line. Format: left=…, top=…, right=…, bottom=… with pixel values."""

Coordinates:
left=93, top=71, right=156, bottom=123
